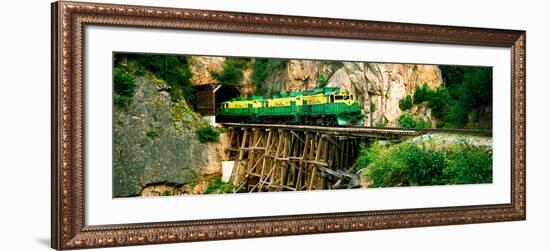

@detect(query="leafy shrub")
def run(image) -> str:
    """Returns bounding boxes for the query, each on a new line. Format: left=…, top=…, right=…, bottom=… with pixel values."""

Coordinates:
left=318, top=74, right=328, bottom=87
left=413, top=82, right=432, bottom=104
left=370, top=102, right=376, bottom=113
left=358, top=139, right=492, bottom=188
left=444, top=146, right=492, bottom=184
left=399, top=96, right=413, bottom=111
left=114, top=95, right=131, bottom=110
left=196, top=125, right=220, bottom=143
left=355, top=143, right=382, bottom=172
left=114, top=67, right=135, bottom=95
left=204, top=178, right=234, bottom=194
left=415, top=118, right=430, bottom=129
left=360, top=142, right=407, bottom=187
left=373, top=116, right=388, bottom=127
left=427, top=87, right=452, bottom=119
left=399, top=143, right=447, bottom=186
left=146, top=130, right=158, bottom=139
left=398, top=113, right=417, bottom=128
left=211, top=58, right=248, bottom=84
left=250, top=58, right=288, bottom=95
left=113, top=66, right=136, bottom=109
left=134, top=64, right=146, bottom=76
left=398, top=113, right=430, bottom=129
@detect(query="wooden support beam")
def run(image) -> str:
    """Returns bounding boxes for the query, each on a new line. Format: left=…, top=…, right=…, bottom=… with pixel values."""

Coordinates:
left=322, top=134, right=341, bottom=148
left=308, top=135, right=324, bottom=190
left=296, top=132, right=310, bottom=191
left=231, top=129, right=248, bottom=188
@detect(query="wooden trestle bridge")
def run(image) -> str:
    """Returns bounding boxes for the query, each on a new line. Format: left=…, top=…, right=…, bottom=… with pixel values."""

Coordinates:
left=222, top=123, right=426, bottom=193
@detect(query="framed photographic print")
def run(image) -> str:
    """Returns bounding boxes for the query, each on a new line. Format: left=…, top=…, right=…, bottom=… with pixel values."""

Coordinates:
left=51, top=1, right=526, bottom=249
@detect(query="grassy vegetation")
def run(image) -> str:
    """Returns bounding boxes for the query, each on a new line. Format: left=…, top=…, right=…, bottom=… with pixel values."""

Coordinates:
left=356, top=139, right=492, bottom=187
left=196, top=124, right=220, bottom=143
left=204, top=178, right=234, bottom=194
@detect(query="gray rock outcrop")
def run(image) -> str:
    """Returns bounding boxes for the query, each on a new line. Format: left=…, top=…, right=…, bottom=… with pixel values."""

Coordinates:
left=113, top=77, right=208, bottom=197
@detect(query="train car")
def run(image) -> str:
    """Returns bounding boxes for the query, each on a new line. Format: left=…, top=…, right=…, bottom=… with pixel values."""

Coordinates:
left=218, top=88, right=364, bottom=126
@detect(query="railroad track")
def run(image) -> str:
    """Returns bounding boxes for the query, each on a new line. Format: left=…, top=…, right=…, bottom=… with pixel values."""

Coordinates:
left=220, top=123, right=492, bottom=137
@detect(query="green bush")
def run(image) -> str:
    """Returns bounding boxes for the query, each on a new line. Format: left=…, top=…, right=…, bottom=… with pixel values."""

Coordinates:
left=204, top=178, right=234, bottom=194
left=413, top=82, right=432, bottom=104
left=397, top=114, right=417, bottom=128
left=113, top=66, right=136, bottom=109
left=196, top=125, right=220, bottom=143
left=134, top=64, right=146, bottom=76
left=358, top=139, right=492, bottom=188
left=398, top=113, right=429, bottom=129
left=359, top=142, right=407, bottom=187
left=370, top=102, right=376, bottom=113
left=355, top=143, right=382, bottom=172
left=399, top=143, right=447, bottom=186
left=415, top=118, right=430, bottom=129
left=399, top=96, right=413, bottom=111
left=146, top=130, right=158, bottom=139
left=444, top=145, right=492, bottom=184
left=211, top=58, right=248, bottom=85
left=114, top=95, right=131, bottom=109
left=250, top=58, right=288, bottom=95
left=318, top=74, right=328, bottom=87
left=373, top=116, right=388, bottom=127
left=114, top=67, right=135, bottom=96
left=427, top=87, right=451, bottom=119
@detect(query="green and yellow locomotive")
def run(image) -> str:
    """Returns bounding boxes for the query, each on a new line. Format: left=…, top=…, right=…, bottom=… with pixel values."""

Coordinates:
left=218, top=88, right=364, bottom=125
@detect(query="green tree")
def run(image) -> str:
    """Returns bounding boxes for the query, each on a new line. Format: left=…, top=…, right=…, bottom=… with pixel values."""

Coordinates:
left=427, top=87, right=452, bottom=119
left=250, top=58, right=288, bottom=96
left=113, top=66, right=135, bottom=109
left=399, top=96, right=413, bottom=111
left=211, top=58, right=249, bottom=84
left=413, top=82, right=432, bottom=104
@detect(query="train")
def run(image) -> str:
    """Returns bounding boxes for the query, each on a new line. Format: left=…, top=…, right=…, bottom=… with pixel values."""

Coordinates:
left=217, top=87, right=364, bottom=125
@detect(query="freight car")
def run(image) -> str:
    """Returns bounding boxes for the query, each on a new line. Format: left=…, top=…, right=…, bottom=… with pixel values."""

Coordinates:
left=217, top=87, right=364, bottom=125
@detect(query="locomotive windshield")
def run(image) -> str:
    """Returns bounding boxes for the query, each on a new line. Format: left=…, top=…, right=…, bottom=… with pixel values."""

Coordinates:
left=335, top=95, right=351, bottom=100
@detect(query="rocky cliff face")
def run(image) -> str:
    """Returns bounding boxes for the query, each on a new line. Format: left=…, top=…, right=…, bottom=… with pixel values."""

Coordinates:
left=188, top=56, right=224, bottom=84
left=113, top=76, right=222, bottom=197
left=188, top=57, right=443, bottom=127
left=326, top=63, right=442, bottom=126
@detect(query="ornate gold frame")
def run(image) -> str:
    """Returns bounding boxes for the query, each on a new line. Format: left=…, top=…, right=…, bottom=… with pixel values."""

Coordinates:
left=51, top=1, right=526, bottom=249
